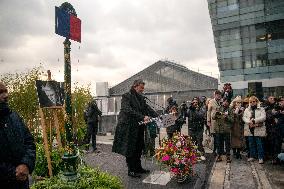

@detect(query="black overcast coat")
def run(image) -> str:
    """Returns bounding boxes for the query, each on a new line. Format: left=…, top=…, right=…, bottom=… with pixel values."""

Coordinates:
left=112, top=89, right=158, bottom=157
left=0, top=111, right=36, bottom=188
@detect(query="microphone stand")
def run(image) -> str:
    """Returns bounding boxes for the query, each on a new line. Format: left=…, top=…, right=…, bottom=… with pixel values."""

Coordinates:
left=143, top=95, right=166, bottom=146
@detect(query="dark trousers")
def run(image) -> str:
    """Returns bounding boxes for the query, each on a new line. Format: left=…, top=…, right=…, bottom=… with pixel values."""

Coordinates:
left=188, top=129, right=205, bottom=153
left=84, top=122, right=98, bottom=150
left=213, top=133, right=218, bottom=153
left=216, top=133, right=231, bottom=156
left=126, top=131, right=144, bottom=172
left=1, top=180, right=29, bottom=189
left=248, top=136, right=264, bottom=159
left=265, top=126, right=282, bottom=159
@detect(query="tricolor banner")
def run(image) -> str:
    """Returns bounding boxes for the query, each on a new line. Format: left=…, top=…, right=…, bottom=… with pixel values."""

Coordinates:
left=55, top=6, right=81, bottom=42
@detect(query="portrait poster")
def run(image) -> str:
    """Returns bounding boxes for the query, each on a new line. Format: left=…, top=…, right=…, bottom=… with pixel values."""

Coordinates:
left=36, top=80, right=65, bottom=108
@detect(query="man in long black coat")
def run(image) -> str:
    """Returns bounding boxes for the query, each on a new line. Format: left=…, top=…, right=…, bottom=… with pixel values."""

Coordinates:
left=112, top=79, right=158, bottom=178
left=0, top=82, right=36, bottom=189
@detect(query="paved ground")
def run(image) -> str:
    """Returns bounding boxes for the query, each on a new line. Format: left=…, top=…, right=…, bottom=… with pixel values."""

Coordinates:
left=207, top=153, right=284, bottom=189
left=84, top=144, right=215, bottom=189
left=86, top=127, right=215, bottom=189
left=92, top=126, right=284, bottom=189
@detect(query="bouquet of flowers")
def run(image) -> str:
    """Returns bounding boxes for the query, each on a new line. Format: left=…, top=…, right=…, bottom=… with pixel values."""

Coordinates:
left=155, top=132, right=200, bottom=180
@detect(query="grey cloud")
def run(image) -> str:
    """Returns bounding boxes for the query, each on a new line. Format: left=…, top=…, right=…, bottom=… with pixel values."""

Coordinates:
left=0, top=0, right=218, bottom=84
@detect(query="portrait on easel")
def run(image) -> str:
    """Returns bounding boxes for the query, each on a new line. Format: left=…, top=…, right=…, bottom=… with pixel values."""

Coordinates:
left=36, top=80, right=64, bottom=108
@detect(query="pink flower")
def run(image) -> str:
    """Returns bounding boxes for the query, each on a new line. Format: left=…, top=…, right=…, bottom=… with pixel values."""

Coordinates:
left=171, top=168, right=179, bottom=173
left=162, top=155, right=170, bottom=161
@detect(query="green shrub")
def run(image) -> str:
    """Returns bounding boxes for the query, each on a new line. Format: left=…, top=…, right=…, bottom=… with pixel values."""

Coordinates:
left=33, top=144, right=64, bottom=177
left=31, top=166, right=124, bottom=189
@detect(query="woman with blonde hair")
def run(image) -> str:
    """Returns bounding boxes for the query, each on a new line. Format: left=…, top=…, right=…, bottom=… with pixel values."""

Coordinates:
left=230, top=96, right=245, bottom=159
left=243, top=96, right=266, bottom=164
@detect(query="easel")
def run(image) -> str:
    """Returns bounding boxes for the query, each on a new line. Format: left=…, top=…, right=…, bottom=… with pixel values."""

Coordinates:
left=38, top=70, right=63, bottom=177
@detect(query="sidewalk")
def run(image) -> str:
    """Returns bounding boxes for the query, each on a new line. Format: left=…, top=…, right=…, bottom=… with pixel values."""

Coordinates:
left=95, top=126, right=283, bottom=189
left=208, top=154, right=284, bottom=189
left=87, top=126, right=214, bottom=189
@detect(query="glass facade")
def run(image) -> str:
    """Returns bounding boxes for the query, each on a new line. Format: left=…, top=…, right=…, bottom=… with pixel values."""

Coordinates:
left=207, top=0, right=284, bottom=96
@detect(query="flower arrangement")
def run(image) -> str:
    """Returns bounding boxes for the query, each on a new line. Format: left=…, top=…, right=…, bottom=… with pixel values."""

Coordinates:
left=155, top=132, right=200, bottom=178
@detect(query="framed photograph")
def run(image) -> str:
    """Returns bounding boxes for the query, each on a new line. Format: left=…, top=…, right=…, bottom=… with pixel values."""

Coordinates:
left=36, top=80, right=64, bottom=108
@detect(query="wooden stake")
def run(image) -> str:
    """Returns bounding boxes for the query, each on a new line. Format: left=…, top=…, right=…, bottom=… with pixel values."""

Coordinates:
left=53, top=109, right=62, bottom=148
left=39, top=108, right=53, bottom=177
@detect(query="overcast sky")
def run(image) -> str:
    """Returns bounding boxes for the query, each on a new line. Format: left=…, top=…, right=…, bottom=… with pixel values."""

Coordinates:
left=0, top=0, right=218, bottom=92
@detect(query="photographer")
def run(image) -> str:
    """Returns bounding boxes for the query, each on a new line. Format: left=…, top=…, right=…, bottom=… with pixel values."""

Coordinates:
left=230, top=96, right=245, bottom=159
left=180, top=101, right=188, bottom=121
left=264, top=96, right=281, bottom=163
left=187, top=97, right=206, bottom=157
left=212, top=98, right=233, bottom=163
left=270, top=97, right=284, bottom=164
left=207, top=90, right=223, bottom=155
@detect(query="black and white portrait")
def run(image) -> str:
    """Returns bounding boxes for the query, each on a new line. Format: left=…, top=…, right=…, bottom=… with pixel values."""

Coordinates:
left=36, top=80, right=64, bottom=108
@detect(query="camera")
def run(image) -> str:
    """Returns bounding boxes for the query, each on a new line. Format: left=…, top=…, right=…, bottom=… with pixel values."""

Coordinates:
left=215, top=111, right=222, bottom=119
left=274, top=103, right=283, bottom=111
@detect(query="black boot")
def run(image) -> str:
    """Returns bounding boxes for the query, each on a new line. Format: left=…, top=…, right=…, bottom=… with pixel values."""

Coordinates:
left=236, top=149, right=242, bottom=159
left=136, top=159, right=150, bottom=174
left=136, top=168, right=150, bottom=174
left=128, top=170, right=141, bottom=178
left=127, top=157, right=141, bottom=178
left=233, top=148, right=237, bottom=158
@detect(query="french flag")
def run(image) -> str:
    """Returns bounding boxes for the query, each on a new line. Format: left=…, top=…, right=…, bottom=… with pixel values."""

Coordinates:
left=55, top=7, right=81, bottom=43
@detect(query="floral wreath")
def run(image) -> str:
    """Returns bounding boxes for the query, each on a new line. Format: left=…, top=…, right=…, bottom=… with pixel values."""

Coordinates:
left=155, top=132, right=200, bottom=177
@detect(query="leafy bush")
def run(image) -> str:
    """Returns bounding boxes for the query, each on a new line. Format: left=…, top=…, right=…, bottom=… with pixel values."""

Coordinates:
left=31, top=166, right=124, bottom=189
left=0, top=67, right=93, bottom=144
left=33, top=144, right=64, bottom=177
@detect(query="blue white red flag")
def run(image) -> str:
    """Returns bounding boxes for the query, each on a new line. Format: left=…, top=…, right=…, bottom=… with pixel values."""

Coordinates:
left=55, top=7, right=81, bottom=42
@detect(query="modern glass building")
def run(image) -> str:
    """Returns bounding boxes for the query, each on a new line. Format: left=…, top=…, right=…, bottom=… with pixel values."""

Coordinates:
left=207, top=0, right=284, bottom=97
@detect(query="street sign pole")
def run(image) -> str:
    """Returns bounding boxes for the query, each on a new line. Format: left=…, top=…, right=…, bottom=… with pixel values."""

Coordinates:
left=55, top=2, right=81, bottom=181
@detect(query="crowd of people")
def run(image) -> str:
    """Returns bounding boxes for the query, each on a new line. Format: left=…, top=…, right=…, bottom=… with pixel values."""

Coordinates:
left=80, top=79, right=284, bottom=179
left=164, top=89, right=284, bottom=165
left=1, top=78, right=283, bottom=184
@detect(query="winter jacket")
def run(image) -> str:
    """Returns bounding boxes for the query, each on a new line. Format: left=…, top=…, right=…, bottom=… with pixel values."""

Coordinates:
left=85, top=100, right=102, bottom=124
left=207, top=99, right=222, bottom=134
left=212, top=106, right=233, bottom=134
left=243, top=104, right=266, bottom=137
left=187, top=106, right=205, bottom=132
left=0, top=111, right=36, bottom=188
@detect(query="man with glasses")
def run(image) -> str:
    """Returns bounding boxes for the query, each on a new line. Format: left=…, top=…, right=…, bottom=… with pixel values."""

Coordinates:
left=112, top=79, right=158, bottom=178
left=207, top=90, right=223, bottom=155
left=213, top=98, right=233, bottom=163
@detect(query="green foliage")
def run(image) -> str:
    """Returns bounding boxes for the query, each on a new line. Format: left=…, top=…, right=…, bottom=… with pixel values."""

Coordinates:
left=0, top=67, right=43, bottom=132
left=1, top=67, right=95, bottom=178
left=72, top=83, right=92, bottom=144
left=0, top=67, right=93, bottom=144
left=34, top=144, right=64, bottom=177
left=31, top=166, right=124, bottom=189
